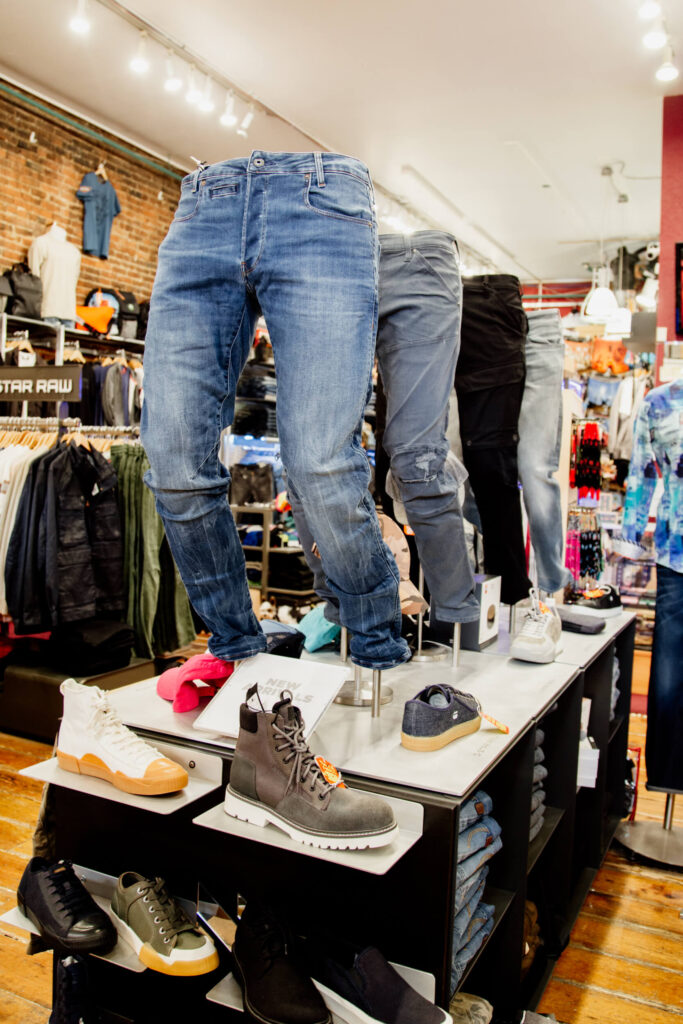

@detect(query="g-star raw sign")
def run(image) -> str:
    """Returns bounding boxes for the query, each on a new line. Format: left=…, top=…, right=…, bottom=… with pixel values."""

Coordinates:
left=0, top=366, right=81, bottom=402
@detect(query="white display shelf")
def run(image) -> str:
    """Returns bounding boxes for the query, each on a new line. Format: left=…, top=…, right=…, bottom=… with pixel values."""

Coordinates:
left=1, top=903, right=145, bottom=973
left=481, top=610, right=635, bottom=669
left=193, top=791, right=423, bottom=876
left=109, top=651, right=577, bottom=800
left=207, top=961, right=439, bottom=1022
left=308, top=653, right=577, bottom=798
left=20, top=741, right=222, bottom=815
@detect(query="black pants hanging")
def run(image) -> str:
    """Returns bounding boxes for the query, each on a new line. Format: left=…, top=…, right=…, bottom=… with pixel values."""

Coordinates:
left=456, top=275, right=531, bottom=604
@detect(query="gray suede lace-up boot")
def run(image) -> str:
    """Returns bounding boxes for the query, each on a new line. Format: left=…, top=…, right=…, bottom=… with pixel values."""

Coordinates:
left=224, top=686, right=398, bottom=850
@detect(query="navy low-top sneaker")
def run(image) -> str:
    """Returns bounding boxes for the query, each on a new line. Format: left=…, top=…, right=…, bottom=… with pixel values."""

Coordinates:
left=401, top=685, right=481, bottom=752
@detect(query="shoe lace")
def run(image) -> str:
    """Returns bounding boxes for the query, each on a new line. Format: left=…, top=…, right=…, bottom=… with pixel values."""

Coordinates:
left=273, top=716, right=329, bottom=801
left=134, top=878, right=195, bottom=947
left=46, top=862, right=94, bottom=921
left=518, top=588, right=549, bottom=638
left=89, top=689, right=162, bottom=766
left=247, top=911, right=288, bottom=969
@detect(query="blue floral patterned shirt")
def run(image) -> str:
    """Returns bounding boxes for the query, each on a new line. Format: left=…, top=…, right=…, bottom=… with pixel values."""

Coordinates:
left=622, top=380, right=683, bottom=572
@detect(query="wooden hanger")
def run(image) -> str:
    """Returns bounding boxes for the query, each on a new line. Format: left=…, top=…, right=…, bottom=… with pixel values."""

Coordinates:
left=5, top=336, right=35, bottom=354
left=95, top=160, right=108, bottom=181
left=63, top=344, right=86, bottom=364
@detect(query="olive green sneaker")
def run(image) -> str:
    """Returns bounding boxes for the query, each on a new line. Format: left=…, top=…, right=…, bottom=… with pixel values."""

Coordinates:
left=110, top=872, right=219, bottom=976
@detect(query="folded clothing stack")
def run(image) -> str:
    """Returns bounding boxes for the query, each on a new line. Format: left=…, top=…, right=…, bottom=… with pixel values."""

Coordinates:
left=610, top=654, right=620, bottom=722
left=451, top=790, right=502, bottom=991
left=530, top=728, right=546, bottom=843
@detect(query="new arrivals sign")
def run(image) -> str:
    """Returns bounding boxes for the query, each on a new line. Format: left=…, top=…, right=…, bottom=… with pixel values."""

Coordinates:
left=0, top=366, right=81, bottom=402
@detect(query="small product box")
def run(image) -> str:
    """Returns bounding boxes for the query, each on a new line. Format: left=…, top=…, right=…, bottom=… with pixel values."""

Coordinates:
left=461, top=574, right=501, bottom=652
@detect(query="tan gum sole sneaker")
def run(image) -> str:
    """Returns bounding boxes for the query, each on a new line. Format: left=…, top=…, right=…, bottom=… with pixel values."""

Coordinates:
left=56, top=751, right=188, bottom=795
left=400, top=715, right=481, bottom=752
left=138, top=942, right=219, bottom=976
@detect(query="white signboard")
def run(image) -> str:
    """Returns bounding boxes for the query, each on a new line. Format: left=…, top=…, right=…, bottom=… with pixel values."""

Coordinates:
left=192, top=653, right=349, bottom=740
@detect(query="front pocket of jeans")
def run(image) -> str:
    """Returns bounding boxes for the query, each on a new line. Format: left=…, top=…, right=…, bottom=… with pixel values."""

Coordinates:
left=304, top=172, right=373, bottom=225
left=173, top=189, right=201, bottom=222
left=411, top=249, right=460, bottom=301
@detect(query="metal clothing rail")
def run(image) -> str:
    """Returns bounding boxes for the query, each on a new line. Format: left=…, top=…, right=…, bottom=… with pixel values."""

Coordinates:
left=0, top=417, right=140, bottom=436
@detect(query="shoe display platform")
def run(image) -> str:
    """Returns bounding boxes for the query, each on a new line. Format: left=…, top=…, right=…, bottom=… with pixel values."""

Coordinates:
left=16, top=613, right=635, bottom=1020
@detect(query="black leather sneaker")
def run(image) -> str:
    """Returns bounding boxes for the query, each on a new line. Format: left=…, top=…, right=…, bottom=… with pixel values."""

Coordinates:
left=565, top=583, right=622, bottom=618
left=17, top=857, right=117, bottom=955
left=232, top=902, right=331, bottom=1024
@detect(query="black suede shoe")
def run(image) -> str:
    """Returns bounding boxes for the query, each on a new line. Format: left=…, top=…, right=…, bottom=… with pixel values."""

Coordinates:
left=18, top=857, right=117, bottom=955
left=306, top=940, right=452, bottom=1024
left=232, top=902, right=330, bottom=1024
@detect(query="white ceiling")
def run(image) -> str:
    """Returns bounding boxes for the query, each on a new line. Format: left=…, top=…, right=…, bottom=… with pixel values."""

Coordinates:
left=1, top=0, right=681, bottom=279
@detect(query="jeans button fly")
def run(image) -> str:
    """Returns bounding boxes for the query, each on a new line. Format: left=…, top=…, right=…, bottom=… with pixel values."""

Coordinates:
left=253, top=158, right=264, bottom=167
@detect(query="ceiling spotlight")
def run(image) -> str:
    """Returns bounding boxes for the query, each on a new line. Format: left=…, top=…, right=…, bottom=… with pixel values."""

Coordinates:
left=638, top=0, right=662, bottom=19
left=643, top=21, right=667, bottom=49
left=129, top=31, right=150, bottom=74
left=236, top=107, right=255, bottom=137
left=220, top=92, right=238, bottom=128
left=69, top=0, right=90, bottom=35
left=198, top=77, right=215, bottom=113
left=656, top=45, right=680, bottom=81
left=164, top=52, right=182, bottom=92
left=185, top=66, right=202, bottom=106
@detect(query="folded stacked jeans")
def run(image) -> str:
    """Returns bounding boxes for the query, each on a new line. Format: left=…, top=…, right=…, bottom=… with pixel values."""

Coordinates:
left=530, top=728, right=547, bottom=843
left=451, top=790, right=501, bottom=993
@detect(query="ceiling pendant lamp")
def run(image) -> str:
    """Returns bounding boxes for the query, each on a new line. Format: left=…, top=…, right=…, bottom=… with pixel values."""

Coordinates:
left=643, top=20, right=667, bottom=49
left=69, top=0, right=90, bottom=35
left=220, top=93, right=238, bottom=128
left=164, top=51, right=183, bottom=93
left=129, top=31, right=150, bottom=75
left=656, top=45, right=680, bottom=82
left=236, top=107, right=255, bottom=138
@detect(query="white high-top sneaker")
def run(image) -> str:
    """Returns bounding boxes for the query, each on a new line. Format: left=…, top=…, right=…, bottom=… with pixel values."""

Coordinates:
left=510, top=589, right=563, bottom=664
left=57, top=680, right=188, bottom=796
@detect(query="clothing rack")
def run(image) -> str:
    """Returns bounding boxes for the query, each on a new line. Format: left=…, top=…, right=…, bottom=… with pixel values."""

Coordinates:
left=0, top=417, right=140, bottom=436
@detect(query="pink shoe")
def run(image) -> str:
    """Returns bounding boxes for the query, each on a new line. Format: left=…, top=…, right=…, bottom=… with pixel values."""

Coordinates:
left=156, top=653, right=234, bottom=713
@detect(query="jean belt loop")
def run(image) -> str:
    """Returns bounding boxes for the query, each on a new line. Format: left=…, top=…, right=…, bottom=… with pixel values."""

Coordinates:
left=403, top=234, right=412, bottom=262
left=191, top=166, right=201, bottom=194
left=314, top=152, right=326, bottom=188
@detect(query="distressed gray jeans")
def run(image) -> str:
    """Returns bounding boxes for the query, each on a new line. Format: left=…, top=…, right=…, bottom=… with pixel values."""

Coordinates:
left=376, top=231, right=479, bottom=623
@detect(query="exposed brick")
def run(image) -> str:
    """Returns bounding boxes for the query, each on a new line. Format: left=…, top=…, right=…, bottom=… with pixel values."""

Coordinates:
left=0, top=83, right=181, bottom=303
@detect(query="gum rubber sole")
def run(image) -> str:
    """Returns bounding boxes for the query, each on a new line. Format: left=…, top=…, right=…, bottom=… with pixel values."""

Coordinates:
left=56, top=751, right=187, bottom=796
left=112, top=910, right=219, bottom=976
left=400, top=716, right=481, bottom=752
left=224, top=787, right=398, bottom=850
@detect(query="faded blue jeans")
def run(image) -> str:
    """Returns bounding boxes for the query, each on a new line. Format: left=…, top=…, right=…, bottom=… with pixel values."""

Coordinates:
left=376, top=232, right=479, bottom=623
left=141, top=151, right=409, bottom=670
left=517, top=308, right=573, bottom=593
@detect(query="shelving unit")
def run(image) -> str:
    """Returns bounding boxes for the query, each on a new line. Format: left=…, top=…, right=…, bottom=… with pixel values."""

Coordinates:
left=13, top=615, right=633, bottom=1021
left=231, top=501, right=316, bottom=602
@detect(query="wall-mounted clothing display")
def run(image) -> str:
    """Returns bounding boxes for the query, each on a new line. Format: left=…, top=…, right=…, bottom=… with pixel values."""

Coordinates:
left=375, top=230, right=478, bottom=625
left=517, top=308, right=572, bottom=594
left=76, top=172, right=121, bottom=259
left=456, top=274, right=530, bottom=604
left=141, top=151, right=409, bottom=671
left=27, top=224, right=80, bottom=321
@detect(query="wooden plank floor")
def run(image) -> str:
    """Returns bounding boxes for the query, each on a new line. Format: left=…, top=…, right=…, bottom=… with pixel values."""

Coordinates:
left=0, top=657, right=681, bottom=1022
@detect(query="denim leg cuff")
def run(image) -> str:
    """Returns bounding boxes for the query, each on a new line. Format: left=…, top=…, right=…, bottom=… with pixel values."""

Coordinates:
left=350, top=641, right=412, bottom=671
left=537, top=567, right=574, bottom=594
left=430, top=603, right=482, bottom=625
left=208, top=634, right=268, bottom=662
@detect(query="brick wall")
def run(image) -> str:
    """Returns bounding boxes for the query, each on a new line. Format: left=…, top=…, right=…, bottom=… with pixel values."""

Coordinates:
left=0, top=81, right=182, bottom=305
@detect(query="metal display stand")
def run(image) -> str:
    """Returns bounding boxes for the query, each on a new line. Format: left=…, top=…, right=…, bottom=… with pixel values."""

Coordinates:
left=615, top=793, right=683, bottom=867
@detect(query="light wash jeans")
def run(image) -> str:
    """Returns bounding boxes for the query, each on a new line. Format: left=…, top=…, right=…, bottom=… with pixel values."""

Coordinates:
left=451, top=910, right=495, bottom=991
left=454, top=864, right=489, bottom=916
left=456, top=815, right=502, bottom=863
left=517, top=308, right=573, bottom=593
left=142, top=151, right=409, bottom=670
left=452, top=877, right=486, bottom=951
left=455, top=834, right=502, bottom=887
left=376, top=232, right=479, bottom=623
left=458, top=789, right=493, bottom=832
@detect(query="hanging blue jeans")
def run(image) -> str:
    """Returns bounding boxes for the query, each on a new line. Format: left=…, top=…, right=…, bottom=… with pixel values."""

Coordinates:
left=517, top=308, right=573, bottom=593
left=646, top=563, right=683, bottom=790
left=141, top=152, right=409, bottom=670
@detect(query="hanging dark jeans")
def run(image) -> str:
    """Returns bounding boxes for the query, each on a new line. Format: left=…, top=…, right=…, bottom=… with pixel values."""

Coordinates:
left=646, top=564, right=683, bottom=792
left=456, top=275, right=531, bottom=604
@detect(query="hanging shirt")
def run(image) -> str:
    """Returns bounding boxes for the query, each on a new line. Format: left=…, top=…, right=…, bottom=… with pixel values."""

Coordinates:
left=622, top=379, right=683, bottom=572
left=28, top=224, right=81, bottom=319
left=76, top=173, right=121, bottom=259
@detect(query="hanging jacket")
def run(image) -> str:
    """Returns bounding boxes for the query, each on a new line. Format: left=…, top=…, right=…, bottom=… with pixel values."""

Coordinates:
left=42, top=443, right=125, bottom=624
